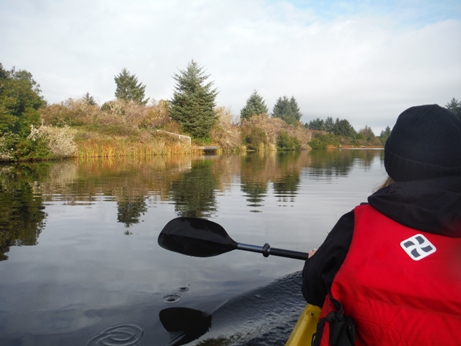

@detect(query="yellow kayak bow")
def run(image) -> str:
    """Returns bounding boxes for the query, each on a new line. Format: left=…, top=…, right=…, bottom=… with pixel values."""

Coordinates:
left=285, top=304, right=321, bottom=346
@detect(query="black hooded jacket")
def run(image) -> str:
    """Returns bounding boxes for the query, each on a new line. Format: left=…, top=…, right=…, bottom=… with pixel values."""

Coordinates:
left=302, top=176, right=461, bottom=306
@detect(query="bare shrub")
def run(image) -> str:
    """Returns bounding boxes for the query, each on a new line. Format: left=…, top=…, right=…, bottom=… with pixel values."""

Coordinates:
left=98, top=99, right=172, bottom=131
left=40, top=98, right=99, bottom=127
left=287, top=123, right=313, bottom=149
left=241, top=115, right=313, bottom=150
left=42, top=97, right=172, bottom=135
left=95, top=111, right=124, bottom=127
left=138, top=130, right=153, bottom=143
left=120, top=101, right=145, bottom=128
left=30, top=125, right=77, bottom=157
left=210, top=107, right=241, bottom=149
left=159, top=119, right=182, bottom=134
left=141, top=99, right=170, bottom=128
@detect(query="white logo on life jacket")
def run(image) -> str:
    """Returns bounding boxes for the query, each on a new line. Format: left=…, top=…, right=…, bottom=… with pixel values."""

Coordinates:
left=400, top=234, right=436, bottom=261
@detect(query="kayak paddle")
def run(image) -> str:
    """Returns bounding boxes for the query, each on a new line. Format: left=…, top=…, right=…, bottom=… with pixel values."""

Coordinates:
left=158, top=217, right=308, bottom=260
left=159, top=307, right=211, bottom=346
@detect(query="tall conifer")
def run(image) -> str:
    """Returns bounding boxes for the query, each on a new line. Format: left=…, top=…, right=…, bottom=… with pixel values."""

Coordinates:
left=272, top=96, right=302, bottom=125
left=446, top=98, right=461, bottom=119
left=114, top=68, right=149, bottom=105
left=240, top=91, right=268, bottom=119
left=169, top=60, right=218, bottom=138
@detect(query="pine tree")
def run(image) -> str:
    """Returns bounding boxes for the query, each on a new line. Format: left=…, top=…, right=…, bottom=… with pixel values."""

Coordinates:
left=83, top=92, right=96, bottom=106
left=306, top=118, right=325, bottom=130
left=240, top=90, right=268, bottom=119
left=114, top=68, right=149, bottom=105
left=446, top=98, right=461, bottom=120
left=169, top=60, right=218, bottom=138
left=333, top=118, right=356, bottom=137
left=358, top=125, right=375, bottom=140
left=289, top=96, right=302, bottom=121
left=324, top=117, right=335, bottom=133
left=272, top=96, right=302, bottom=125
left=380, top=126, right=391, bottom=139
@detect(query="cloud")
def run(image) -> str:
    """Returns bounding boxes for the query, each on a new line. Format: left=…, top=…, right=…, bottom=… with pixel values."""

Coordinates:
left=1, top=0, right=460, bottom=133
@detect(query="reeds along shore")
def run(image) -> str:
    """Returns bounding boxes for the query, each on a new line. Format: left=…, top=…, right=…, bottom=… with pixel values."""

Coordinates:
left=75, top=138, right=230, bottom=158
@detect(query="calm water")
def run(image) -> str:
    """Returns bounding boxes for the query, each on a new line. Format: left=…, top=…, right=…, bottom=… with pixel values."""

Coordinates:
left=0, top=150, right=386, bottom=345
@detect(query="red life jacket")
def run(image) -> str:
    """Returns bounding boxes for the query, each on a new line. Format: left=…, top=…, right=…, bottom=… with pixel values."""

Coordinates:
left=316, top=204, right=461, bottom=346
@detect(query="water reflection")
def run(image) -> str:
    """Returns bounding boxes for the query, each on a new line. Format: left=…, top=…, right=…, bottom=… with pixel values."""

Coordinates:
left=274, top=152, right=301, bottom=206
left=0, top=149, right=386, bottom=345
left=170, top=159, right=218, bottom=218
left=85, top=324, right=145, bottom=346
left=0, top=164, right=48, bottom=261
left=0, top=150, right=384, bottom=261
left=117, top=197, right=147, bottom=228
left=240, top=154, right=269, bottom=210
left=158, top=271, right=306, bottom=346
left=308, top=148, right=384, bottom=178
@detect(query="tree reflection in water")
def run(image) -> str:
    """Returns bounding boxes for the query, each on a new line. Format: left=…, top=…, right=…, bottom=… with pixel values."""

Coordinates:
left=117, top=197, right=148, bottom=228
left=170, top=160, right=218, bottom=218
left=308, top=148, right=384, bottom=177
left=0, top=164, right=48, bottom=261
left=0, top=150, right=384, bottom=259
left=240, top=154, right=269, bottom=210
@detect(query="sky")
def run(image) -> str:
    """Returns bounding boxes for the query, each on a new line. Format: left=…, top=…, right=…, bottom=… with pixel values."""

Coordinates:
left=1, top=0, right=461, bottom=133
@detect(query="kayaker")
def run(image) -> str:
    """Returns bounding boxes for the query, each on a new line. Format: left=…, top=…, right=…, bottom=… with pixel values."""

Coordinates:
left=302, top=104, right=461, bottom=346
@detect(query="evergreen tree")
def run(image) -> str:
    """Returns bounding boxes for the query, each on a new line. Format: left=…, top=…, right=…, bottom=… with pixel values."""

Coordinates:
left=379, top=125, right=392, bottom=145
left=379, top=126, right=391, bottom=139
left=272, top=96, right=301, bottom=125
left=289, top=96, right=302, bottom=121
left=324, top=117, right=335, bottom=133
left=0, top=63, right=45, bottom=136
left=358, top=125, right=375, bottom=140
left=82, top=92, right=97, bottom=106
left=240, top=90, right=268, bottom=119
left=114, top=68, right=149, bottom=105
left=446, top=98, right=461, bottom=119
left=333, top=118, right=356, bottom=137
left=306, top=118, right=325, bottom=130
left=169, top=60, right=218, bottom=138
left=0, top=63, right=8, bottom=79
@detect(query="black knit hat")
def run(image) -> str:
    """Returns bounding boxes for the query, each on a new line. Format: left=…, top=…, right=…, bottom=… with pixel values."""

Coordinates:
left=384, top=104, right=461, bottom=181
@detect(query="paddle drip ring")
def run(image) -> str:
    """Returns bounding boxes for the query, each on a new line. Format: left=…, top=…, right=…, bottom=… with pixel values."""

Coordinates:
left=162, top=294, right=182, bottom=303
left=85, top=324, right=144, bottom=346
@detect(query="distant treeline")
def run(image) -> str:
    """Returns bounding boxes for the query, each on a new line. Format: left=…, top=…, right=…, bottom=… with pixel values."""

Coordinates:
left=1, top=60, right=460, bottom=161
left=305, top=117, right=390, bottom=148
left=303, top=98, right=461, bottom=148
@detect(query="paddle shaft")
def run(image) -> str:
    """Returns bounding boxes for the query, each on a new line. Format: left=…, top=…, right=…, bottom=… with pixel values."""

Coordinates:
left=238, top=242, right=309, bottom=260
left=159, top=217, right=310, bottom=260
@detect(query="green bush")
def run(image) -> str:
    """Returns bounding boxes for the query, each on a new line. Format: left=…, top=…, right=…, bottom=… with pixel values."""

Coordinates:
left=243, top=127, right=267, bottom=151
left=308, top=133, right=339, bottom=149
left=276, top=131, right=301, bottom=151
left=0, top=132, right=55, bottom=162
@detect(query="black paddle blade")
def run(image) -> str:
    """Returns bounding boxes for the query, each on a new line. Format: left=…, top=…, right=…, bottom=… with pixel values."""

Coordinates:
left=158, top=217, right=238, bottom=257
left=159, top=307, right=212, bottom=346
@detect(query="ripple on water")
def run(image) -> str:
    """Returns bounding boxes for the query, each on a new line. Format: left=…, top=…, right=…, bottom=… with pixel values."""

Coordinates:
left=86, top=324, right=144, bottom=346
left=162, top=293, right=182, bottom=303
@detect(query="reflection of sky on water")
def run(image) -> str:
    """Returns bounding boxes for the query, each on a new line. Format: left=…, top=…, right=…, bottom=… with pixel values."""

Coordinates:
left=0, top=150, right=386, bottom=344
